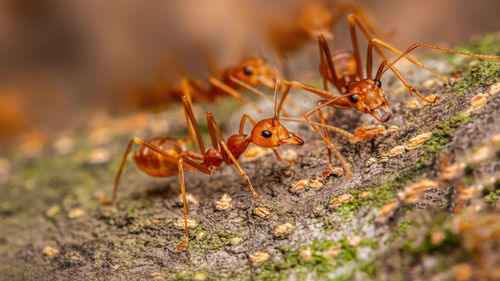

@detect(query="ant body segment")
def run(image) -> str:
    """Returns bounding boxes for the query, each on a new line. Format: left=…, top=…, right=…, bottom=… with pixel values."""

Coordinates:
left=101, top=81, right=304, bottom=250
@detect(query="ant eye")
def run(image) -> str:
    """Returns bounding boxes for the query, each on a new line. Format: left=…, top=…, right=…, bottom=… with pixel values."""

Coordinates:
left=376, top=80, right=381, bottom=87
left=349, top=95, right=358, bottom=103
left=243, top=67, right=253, bottom=76
left=261, top=130, right=272, bottom=138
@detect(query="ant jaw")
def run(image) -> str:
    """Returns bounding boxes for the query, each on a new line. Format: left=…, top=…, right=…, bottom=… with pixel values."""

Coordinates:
left=280, top=132, right=304, bottom=146
left=370, top=104, right=392, bottom=122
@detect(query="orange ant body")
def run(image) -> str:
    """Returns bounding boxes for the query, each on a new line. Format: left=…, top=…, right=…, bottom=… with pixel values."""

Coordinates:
left=101, top=82, right=304, bottom=250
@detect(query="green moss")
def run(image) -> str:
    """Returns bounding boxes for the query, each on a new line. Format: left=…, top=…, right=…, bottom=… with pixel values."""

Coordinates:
left=415, top=115, right=471, bottom=168
left=403, top=215, right=462, bottom=257
left=484, top=190, right=500, bottom=206
left=397, top=220, right=413, bottom=236
left=445, top=60, right=500, bottom=97
left=242, top=237, right=380, bottom=281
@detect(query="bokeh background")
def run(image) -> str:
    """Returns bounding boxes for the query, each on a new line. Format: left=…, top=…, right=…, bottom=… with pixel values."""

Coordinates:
left=1, top=0, right=499, bottom=150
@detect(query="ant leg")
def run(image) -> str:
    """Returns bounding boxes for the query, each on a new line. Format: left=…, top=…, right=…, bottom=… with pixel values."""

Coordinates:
left=318, top=36, right=345, bottom=92
left=301, top=98, right=355, bottom=177
left=376, top=43, right=499, bottom=81
left=271, top=149, right=296, bottom=165
left=208, top=77, right=263, bottom=114
left=347, top=14, right=387, bottom=62
left=314, top=101, right=352, bottom=178
left=319, top=45, right=329, bottom=92
left=239, top=114, right=256, bottom=134
left=181, top=95, right=206, bottom=154
left=316, top=103, right=334, bottom=177
left=100, top=138, right=136, bottom=204
left=368, top=39, right=448, bottom=81
left=377, top=60, right=439, bottom=104
left=302, top=110, right=352, bottom=178
left=206, top=112, right=260, bottom=200
left=332, top=4, right=378, bottom=37
left=281, top=80, right=351, bottom=109
left=175, top=158, right=190, bottom=250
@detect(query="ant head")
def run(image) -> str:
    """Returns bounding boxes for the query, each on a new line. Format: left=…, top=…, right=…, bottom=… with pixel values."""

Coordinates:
left=346, top=79, right=392, bottom=122
left=232, top=57, right=279, bottom=89
left=251, top=118, right=304, bottom=148
left=298, top=1, right=333, bottom=40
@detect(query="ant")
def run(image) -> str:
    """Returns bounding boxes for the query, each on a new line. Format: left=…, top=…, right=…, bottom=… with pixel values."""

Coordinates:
left=278, top=14, right=499, bottom=176
left=100, top=81, right=306, bottom=250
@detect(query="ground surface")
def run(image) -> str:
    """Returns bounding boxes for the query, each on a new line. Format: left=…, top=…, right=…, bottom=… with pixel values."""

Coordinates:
left=1, top=34, right=500, bottom=281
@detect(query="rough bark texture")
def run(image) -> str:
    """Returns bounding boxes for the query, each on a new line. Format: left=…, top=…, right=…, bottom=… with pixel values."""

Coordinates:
left=1, top=33, right=500, bottom=281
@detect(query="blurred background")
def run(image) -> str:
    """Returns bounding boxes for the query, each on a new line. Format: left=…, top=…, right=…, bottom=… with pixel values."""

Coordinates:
left=0, top=0, right=499, bottom=152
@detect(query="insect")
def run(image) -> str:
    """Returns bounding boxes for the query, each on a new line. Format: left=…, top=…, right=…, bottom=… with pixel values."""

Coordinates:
left=100, top=81, right=304, bottom=250
left=279, top=14, right=499, bottom=176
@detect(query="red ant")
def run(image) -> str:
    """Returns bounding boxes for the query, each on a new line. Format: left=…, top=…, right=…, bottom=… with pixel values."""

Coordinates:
left=278, top=14, right=499, bottom=177
left=100, top=81, right=305, bottom=250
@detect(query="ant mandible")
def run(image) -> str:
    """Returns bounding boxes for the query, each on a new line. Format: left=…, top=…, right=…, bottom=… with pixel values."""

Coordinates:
left=100, top=81, right=304, bottom=250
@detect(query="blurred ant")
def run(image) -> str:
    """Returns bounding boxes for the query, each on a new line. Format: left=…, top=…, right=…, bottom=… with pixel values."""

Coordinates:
left=100, top=81, right=305, bottom=250
left=162, top=52, right=283, bottom=114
